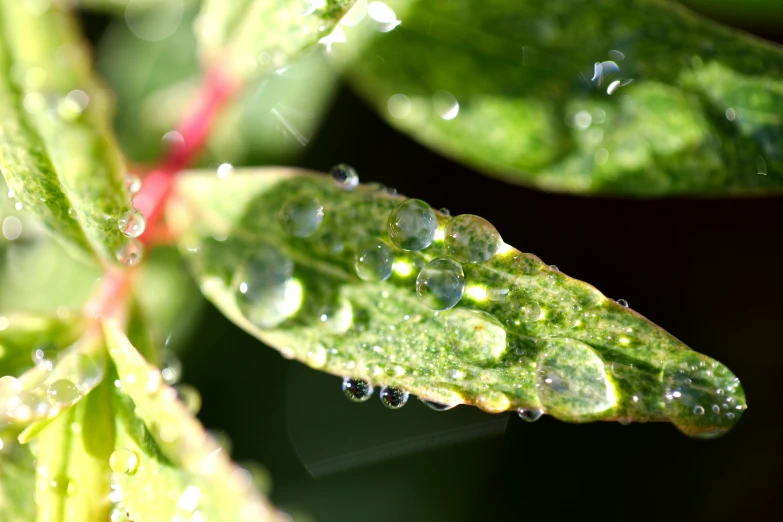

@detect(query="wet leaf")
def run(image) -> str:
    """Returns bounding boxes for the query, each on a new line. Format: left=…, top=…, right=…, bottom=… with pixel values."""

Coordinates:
left=167, top=168, right=746, bottom=437
left=103, top=320, right=285, bottom=521
left=0, top=1, right=133, bottom=264
left=195, top=0, right=356, bottom=82
left=0, top=440, right=35, bottom=521
left=346, top=0, right=783, bottom=195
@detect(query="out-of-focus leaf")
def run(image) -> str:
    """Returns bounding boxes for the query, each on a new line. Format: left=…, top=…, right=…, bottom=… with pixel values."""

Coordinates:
left=0, top=1, right=133, bottom=264
left=103, top=320, right=286, bottom=521
left=195, top=0, right=355, bottom=82
left=97, top=10, right=339, bottom=166
left=346, top=0, right=783, bottom=195
left=167, top=168, right=746, bottom=437
left=678, top=0, right=783, bottom=32
left=77, top=0, right=197, bottom=14
left=32, top=378, right=114, bottom=522
left=0, top=439, right=35, bottom=521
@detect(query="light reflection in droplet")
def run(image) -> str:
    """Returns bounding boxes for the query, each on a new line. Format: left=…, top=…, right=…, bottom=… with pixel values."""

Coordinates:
left=725, top=108, right=736, bottom=121
left=432, top=90, right=459, bottom=120
left=367, top=1, right=401, bottom=31
left=2, top=216, right=23, bottom=241
left=387, top=93, right=411, bottom=119
left=125, top=0, right=184, bottom=42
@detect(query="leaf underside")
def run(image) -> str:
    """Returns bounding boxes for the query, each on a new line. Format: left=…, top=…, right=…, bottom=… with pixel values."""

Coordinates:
left=169, top=168, right=746, bottom=438
left=347, top=0, right=783, bottom=195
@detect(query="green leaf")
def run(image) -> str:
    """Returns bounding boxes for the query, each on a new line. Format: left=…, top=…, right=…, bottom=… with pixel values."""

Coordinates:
left=0, top=1, right=134, bottom=264
left=32, top=378, right=114, bottom=522
left=0, top=439, right=35, bottom=521
left=345, top=0, right=783, bottom=195
left=195, top=0, right=356, bottom=82
left=103, top=320, right=284, bottom=521
left=167, top=168, right=746, bottom=437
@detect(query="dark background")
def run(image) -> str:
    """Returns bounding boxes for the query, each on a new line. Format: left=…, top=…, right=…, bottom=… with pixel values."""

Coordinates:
left=80, top=4, right=783, bottom=521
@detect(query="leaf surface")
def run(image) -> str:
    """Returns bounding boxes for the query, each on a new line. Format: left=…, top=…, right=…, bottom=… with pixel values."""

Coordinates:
left=168, top=168, right=746, bottom=437
left=345, top=0, right=783, bottom=195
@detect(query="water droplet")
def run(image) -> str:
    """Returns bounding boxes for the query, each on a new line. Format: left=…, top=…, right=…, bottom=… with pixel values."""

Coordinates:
left=49, top=475, right=73, bottom=496
left=330, top=164, right=359, bottom=190
left=416, top=257, right=464, bottom=310
left=9, top=390, right=49, bottom=421
left=387, top=93, right=411, bottom=118
left=444, top=214, right=501, bottom=263
left=535, top=338, right=614, bottom=421
left=217, top=163, right=234, bottom=180
left=161, top=352, right=182, bottom=384
left=125, top=175, right=142, bottom=195
left=517, top=408, right=544, bottom=422
left=354, top=240, right=394, bottom=281
left=693, top=405, right=705, bottom=415
left=549, top=265, right=559, bottom=272
left=388, top=199, right=438, bottom=251
left=432, top=90, right=459, bottom=120
left=116, top=240, right=143, bottom=266
left=279, top=196, right=324, bottom=237
left=380, top=386, right=409, bottom=409
left=2, top=216, right=22, bottom=241
left=32, top=343, right=58, bottom=371
left=422, top=400, right=456, bottom=411
left=47, top=379, right=79, bottom=407
left=117, top=208, right=146, bottom=238
left=235, top=245, right=301, bottom=328
left=109, top=448, right=139, bottom=475
left=616, top=299, right=628, bottom=307
left=439, top=308, right=506, bottom=364
left=342, top=377, right=373, bottom=402
left=174, top=384, right=202, bottom=414
left=487, top=287, right=509, bottom=301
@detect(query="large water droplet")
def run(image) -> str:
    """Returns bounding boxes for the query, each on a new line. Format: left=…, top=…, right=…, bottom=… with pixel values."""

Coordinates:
left=444, top=214, right=501, bottom=263
left=439, top=308, right=506, bottom=364
left=279, top=196, right=324, bottom=237
left=330, top=164, right=359, bottom=190
left=110, top=448, right=139, bottom=475
left=354, top=240, right=394, bottom=281
left=380, top=386, right=409, bottom=409
left=416, top=257, right=464, bottom=310
left=535, top=338, right=614, bottom=421
left=118, top=208, right=146, bottom=238
left=387, top=199, right=438, bottom=251
left=116, top=239, right=143, bottom=266
left=517, top=408, right=544, bottom=422
left=235, top=245, right=300, bottom=329
left=47, top=379, right=79, bottom=407
left=342, top=377, right=373, bottom=402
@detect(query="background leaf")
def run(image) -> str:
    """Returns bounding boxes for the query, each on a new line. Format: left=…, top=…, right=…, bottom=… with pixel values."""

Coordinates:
left=0, top=440, right=35, bottom=521
left=344, top=0, right=783, bottom=195
left=167, top=168, right=746, bottom=437
left=0, top=0, right=134, bottom=264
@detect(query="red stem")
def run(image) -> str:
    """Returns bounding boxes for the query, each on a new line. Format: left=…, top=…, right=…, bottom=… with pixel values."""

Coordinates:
left=135, top=67, right=237, bottom=245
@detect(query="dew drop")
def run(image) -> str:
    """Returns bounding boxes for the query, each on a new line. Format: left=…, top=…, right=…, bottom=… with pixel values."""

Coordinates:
left=549, top=265, right=559, bottom=272
left=693, top=405, right=705, bottom=415
left=216, top=162, right=234, bottom=180
left=47, top=379, right=79, bottom=407
left=125, top=175, right=142, bottom=195
left=174, top=384, right=202, bottom=414
left=235, top=245, right=300, bottom=329
left=387, top=199, right=438, bottom=251
left=279, top=196, right=324, bottom=237
left=444, top=214, right=502, bottom=263
left=354, top=240, right=394, bottom=281
left=517, top=408, right=544, bottom=422
left=161, top=352, right=182, bottom=384
left=616, top=299, right=629, bottom=307
left=416, top=257, right=465, bottom=310
left=109, top=448, right=139, bottom=475
left=49, top=475, right=72, bottom=496
left=32, top=343, right=58, bottom=371
left=342, top=377, right=373, bottom=402
left=380, top=386, right=409, bottom=409
left=116, top=239, right=143, bottom=266
left=10, top=391, right=49, bottom=421
left=117, top=208, right=146, bottom=238
left=422, top=400, right=456, bottom=411
left=330, top=164, right=359, bottom=190
left=439, top=308, right=506, bottom=364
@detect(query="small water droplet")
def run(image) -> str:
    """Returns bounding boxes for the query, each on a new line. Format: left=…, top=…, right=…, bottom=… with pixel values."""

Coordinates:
left=47, top=379, right=79, bottom=407
left=616, top=299, right=629, bottom=307
left=2, top=216, right=22, bottom=241
left=174, top=384, right=202, bottom=414
left=109, top=448, right=139, bottom=475
left=279, top=196, right=324, bottom=237
left=125, top=175, right=142, bottom=195
left=416, top=257, right=465, bottom=310
left=161, top=352, right=182, bottom=384
left=117, top=208, right=146, bottom=238
left=380, top=386, right=409, bottom=409
left=32, top=343, right=58, bottom=371
left=49, top=475, right=73, bottom=496
left=235, top=245, right=300, bottom=329
left=342, top=377, right=373, bottom=402
left=487, top=287, right=509, bottom=301
left=693, top=405, right=705, bottom=415
left=116, top=239, right=143, bottom=266
left=388, top=199, right=438, bottom=251
left=517, top=408, right=544, bottom=422
left=217, top=163, right=234, bottom=180
left=354, top=240, right=394, bottom=281
left=422, top=400, right=456, bottom=411
left=330, top=164, right=359, bottom=190
left=444, top=214, right=502, bottom=263
left=549, top=265, right=559, bottom=271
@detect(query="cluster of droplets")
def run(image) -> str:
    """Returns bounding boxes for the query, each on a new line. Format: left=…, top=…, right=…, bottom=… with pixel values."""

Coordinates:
left=341, top=377, right=409, bottom=409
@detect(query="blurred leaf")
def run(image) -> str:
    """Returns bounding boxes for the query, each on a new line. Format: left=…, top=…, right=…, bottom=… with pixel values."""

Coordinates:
left=346, top=0, right=783, bottom=195
left=97, top=9, right=340, bottom=166
left=677, top=0, right=783, bottom=32
left=195, top=0, right=355, bottom=82
left=77, top=0, right=197, bottom=14
left=167, top=168, right=746, bottom=437
left=0, top=1, right=134, bottom=264
left=103, top=320, right=285, bottom=521
left=0, top=440, right=35, bottom=521
left=31, top=378, right=114, bottom=522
